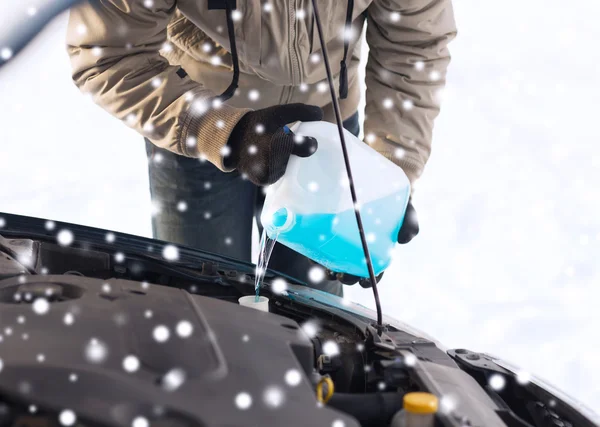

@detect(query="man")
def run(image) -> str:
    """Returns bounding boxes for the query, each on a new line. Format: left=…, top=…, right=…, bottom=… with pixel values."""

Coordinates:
left=66, top=0, right=456, bottom=296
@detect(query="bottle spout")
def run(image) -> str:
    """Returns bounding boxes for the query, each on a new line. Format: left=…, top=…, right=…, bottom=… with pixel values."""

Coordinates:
left=269, top=207, right=295, bottom=233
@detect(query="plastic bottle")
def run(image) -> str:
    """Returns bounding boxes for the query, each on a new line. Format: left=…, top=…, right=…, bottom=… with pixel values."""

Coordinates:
left=260, top=121, right=411, bottom=277
left=390, top=392, right=439, bottom=427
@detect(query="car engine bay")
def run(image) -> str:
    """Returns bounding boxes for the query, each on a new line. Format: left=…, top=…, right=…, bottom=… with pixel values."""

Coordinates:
left=0, top=214, right=596, bottom=427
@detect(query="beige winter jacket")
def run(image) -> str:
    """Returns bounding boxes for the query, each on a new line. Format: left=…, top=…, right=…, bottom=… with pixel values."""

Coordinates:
left=67, top=0, right=456, bottom=184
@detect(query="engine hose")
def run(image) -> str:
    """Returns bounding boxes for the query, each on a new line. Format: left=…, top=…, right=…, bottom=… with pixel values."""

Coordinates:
left=327, top=392, right=404, bottom=427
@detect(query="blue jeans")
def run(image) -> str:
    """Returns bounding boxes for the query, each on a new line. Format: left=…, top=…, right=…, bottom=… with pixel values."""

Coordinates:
left=145, top=112, right=360, bottom=296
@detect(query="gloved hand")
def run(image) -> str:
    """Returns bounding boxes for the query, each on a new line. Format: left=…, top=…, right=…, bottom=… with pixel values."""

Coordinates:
left=331, top=198, right=420, bottom=287
left=225, top=104, right=323, bottom=186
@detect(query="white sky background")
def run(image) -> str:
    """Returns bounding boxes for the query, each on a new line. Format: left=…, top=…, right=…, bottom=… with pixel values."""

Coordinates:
left=1, top=0, right=600, bottom=413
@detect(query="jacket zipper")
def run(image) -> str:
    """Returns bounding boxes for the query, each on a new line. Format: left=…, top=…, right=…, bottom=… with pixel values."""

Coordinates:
left=288, top=0, right=300, bottom=91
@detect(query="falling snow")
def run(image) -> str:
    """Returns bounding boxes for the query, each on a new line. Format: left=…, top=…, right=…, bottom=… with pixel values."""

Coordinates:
left=429, top=70, right=441, bottom=81
left=114, top=252, right=125, bottom=263
left=153, top=325, right=170, bottom=343
left=263, top=386, right=285, bottom=408
left=440, top=395, right=457, bottom=414
left=310, top=54, right=320, bottom=64
left=235, top=392, right=253, bottom=410
left=242, top=334, right=250, bottom=342
left=123, top=355, right=140, bottom=373
left=105, top=232, right=116, bottom=243
left=1, top=48, right=13, bottom=61
left=248, top=145, right=258, bottom=155
left=489, top=374, right=506, bottom=391
left=390, top=12, right=401, bottom=22
left=59, top=410, right=77, bottom=426
left=271, top=278, right=288, bottom=295
left=161, top=368, right=186, bottom=391
left=301, top=321, right=319, bottom=338
left=57, top=229, right=74, bottom=246
left=332, top=420, right=345, bottom=427
left=32, top=298, right=50, bottom=315
left=69, top=373, right=78, bottom=382
left=404, top=353, right=417, bottom=366
left=45, top=220, right=55, bottom=230
left=177, top=201, right=188, bottom=212
left=143, top=0, right=153, bottom=8
left=308, top=266, right=325, bottom=283
left=132, top=417, right=149, bottom=427
left=64, top=313, right=74, bottom=325
left=402, top=99, right=414, bottom=110
left=317, top=82, right=328, bottom=93
left=144, top=310, right=153, bottom=319
left=37, top=354, right=45, bottom=363
left=248, top=90, right=260, bottom=101
left=162, top=244, right=179, bottom=261
left=516, top=370, right=532, bottom=385
left=323, top=340, right=340, bottom=356
left=285, top=369, right=302, bottom=387
left=263, top=2, right=272, bottom=12
left=176, top=320, right=194, bottom=338
left=231, top=10, right=242, bottom=21
left=383, top=98, right=394, bottom=109
left=151, top=77, right=161, bottom=88
left=85, top=338, right=109, bottom=364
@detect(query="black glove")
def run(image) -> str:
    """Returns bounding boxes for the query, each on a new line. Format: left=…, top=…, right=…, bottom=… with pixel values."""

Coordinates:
left=330, top=199, right=420, bottom=287
left=225, top=104, right=323, bottom=186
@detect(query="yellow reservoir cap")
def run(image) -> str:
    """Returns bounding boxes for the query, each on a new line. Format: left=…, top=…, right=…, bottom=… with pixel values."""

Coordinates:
left=403, top=392, right=439, bottom=414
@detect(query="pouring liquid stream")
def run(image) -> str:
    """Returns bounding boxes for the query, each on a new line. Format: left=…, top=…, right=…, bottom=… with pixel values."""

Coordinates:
left=255, top=229, right=279, bottom=302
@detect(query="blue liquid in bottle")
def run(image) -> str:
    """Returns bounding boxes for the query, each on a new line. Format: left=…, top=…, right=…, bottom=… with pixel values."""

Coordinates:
left=266, top=191, right=408, bottom=278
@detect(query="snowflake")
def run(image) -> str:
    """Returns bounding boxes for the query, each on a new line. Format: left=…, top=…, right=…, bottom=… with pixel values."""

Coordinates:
left=193, top=100, right=208, bottom=114
left=323, top=340, right=340, bottom=356
left=40, top=267, right=49, bottom=275
left=414, top=60, right=425, bottom=71
left=64, top=313, right=74, bottom=326
left=248, top=89, right=260, bottom=101
left=22, top=333, right=28, bottom=340
left=204, top=181, right=212, bottom=190
left=125, top=113, right=137, bottom=126
left=204, top=211, right=212, bottom=220
left=301, top=320, right=319, bottom=338
left=4, top=327, right=12, bottom=336
left=27, top=6, right=37, bottom=16
left=231, top=10, right=242, bottom=21
left=91, top=46, right=103, bottom=57
left=390, top=11, right=401, bottom=22
left=440, top=395, right=457, bottom=413
left=176, top=320, right=193, bottom=338
left=0, top=217, right=4, bottom=228
left=254, top=124, right=265, bottom=134
left=85, top=338, right=108, bottom=364
left=267, top=278, right=286, bottom=295
left=299, top=83, right=309, bottom=92
left=142, top=122, right=155, bottom=133
left=69, top=373, right=78, bottom=382
left=123, top=355, right=140, bottom=373
left=242, top=334, right=250, bottom=342
left=235, top=392, right=252, bottom=410
left=429, top=70, right=441, bottom=81
left=141, top=281, right=149, bottom=290
left=310, top=54, right=321, bottom=64
left=202, top=42, right=212, bottom=53
left=489, top=374, right=506, bottom=391
left=366, top=233, right=376, bottom=243
left=365, top=133, right=376, bottom=144
left=162, top=368, right=186, bottom=391
left=225, top=237, right=233, bottom=245
left=319, top=234, right=326, bottom=241
left=356, top=343, right=365, bottom=352
left=29, top=405, right=37, bottom=413
left=402, top=99, right=414, bottom=110
left=263, top=3, right=272, bottom=12
left=17, top=315, right=25, bottom=324
left=153, top=325, right=170, bottom=343
left=76, top=24, right=87, bottom=35
left=162, top=244, right=179, bottom=261
left=114, top=252, right=125, bottom=263
left=220, top=145, right=231, bottom=157
left=37, top=354, right=45, bottom=363
left=59, top=409, right=77, bottom=426
left=32, top=298, right=50, bottom=315
left=332, top=420, right=345, bottom=427
left=144, top=310, right=153, bottom=319
left=102, top=283, right=111, bottom=293
left=516, top=370, right=531, bottom=385
left=382, top=98, right=394, bottom=109
left=105, top=232, right=116, bottom=243
left=132, top=417, right=149, bottom=427
left=151, top=77, right=162, bottom=88
left=143, top=0, right=153, bottom=8
left=161, top=42, right=172, bottom=53
left=378, top=381, right=386, bottom=391
left=1, top=48, right=13, bottom=61
left=210, top=55, right=222, bottom=66
left=248, top=144, right=258, bottom=155
left=57, top=229, right=74, bottom=246
left=308, top=266, right=325, bottom=283
left=285, top=369, right=302, bottom=387
left=177, top=201, right=188, bottom=212
left=404, top=353, right=417, bottom=366
left=395, top=148, right=406, bottom=159
left=308, top=182, right=319, bottom=192
left=45, top=220, right=55, bottom=230
left=216, top=25, right=223, bottom=33
left=263, top=386, right=285, bottom=408
left=296, top=9, right=306, bottom=19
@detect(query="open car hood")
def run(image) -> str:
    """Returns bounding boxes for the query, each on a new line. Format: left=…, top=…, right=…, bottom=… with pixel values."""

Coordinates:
left=0, top=212, right=598, bottom=427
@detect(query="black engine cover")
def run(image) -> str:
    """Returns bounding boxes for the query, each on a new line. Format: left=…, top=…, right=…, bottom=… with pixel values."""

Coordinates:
left=0, top=275, right=357, bottom=427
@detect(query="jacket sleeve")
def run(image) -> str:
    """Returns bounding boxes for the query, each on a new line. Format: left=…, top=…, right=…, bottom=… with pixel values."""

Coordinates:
left=364, top=0, right=457, bottom=185
left=66, top=0, right=249, bottom=171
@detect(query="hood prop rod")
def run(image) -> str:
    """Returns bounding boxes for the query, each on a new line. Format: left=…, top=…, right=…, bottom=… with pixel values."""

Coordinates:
left=310, top=0, right=383, bottom=332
